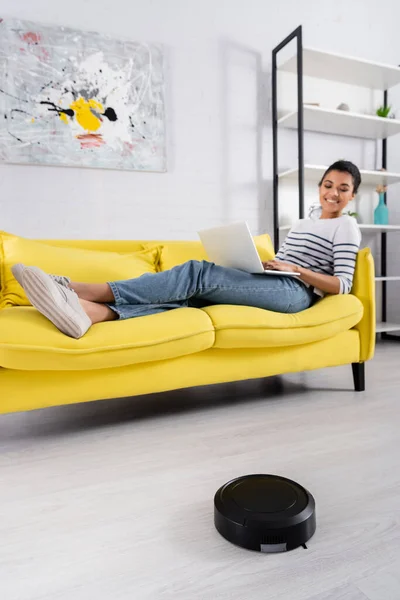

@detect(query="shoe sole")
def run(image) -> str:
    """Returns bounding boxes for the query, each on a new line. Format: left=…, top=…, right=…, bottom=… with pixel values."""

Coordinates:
left=12, top=263, right=71, bottom=289
left=11, top=263, right=25, bottom=288
left=22, top=268, right=91, bottom=339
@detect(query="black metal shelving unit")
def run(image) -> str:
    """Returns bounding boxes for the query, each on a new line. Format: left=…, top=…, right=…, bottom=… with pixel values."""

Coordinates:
left=271, top=25, right=400, bottom=339
left=272, top=25, right=304, bottom=253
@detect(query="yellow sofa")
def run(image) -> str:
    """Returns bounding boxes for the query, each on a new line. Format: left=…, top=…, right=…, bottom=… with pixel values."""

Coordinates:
left=0, top=233, right=375, bottom=414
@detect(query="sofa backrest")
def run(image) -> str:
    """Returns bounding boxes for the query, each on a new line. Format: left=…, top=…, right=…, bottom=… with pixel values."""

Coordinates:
left=39, top=236, right=275, bottom=257
left=38, top=236, right=276, bottom=272
left=39, top=239, right=147, bottom=253
left=0, top=234, right=275, bottom=296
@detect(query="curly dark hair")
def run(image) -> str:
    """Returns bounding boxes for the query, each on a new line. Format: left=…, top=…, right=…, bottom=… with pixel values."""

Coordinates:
left=318, top=160, right=361, bottom=194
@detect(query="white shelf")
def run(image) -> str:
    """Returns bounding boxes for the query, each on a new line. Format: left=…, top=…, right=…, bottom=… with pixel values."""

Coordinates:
left=359, top=224, right=400, bottom=231
left=279, top=224, right=400, bottom=232
left=375, top=276, right=400, bottom=281
left=376, top=322, right=400, bottom=333
left=279, top=165, right=400, bottom=188
left=279, top=47, right=400, bottom=90
left=281, top=220, right=400, bottom=234
left=278, top=106, right=400, bottom=140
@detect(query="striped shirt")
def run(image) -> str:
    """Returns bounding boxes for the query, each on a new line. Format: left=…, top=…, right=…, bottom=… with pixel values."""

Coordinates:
left=276, top=215, right=361, bottom=296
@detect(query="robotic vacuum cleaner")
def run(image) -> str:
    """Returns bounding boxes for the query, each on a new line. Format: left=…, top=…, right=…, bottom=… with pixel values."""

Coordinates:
left=214, top=474, right=316, bottom=553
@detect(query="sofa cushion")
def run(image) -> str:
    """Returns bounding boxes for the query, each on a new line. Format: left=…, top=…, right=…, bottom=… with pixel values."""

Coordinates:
left=201, top=294, right=364, bottom=348
left=0, top=306, right=215, bottom=371
left=0, top=231, right=161, bottom=309
left=144, top=234, right=275, bottom=271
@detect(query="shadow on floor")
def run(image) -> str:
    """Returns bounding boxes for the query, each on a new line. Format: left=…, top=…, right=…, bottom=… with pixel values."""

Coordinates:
left=0, top=373, right=356, bottom=444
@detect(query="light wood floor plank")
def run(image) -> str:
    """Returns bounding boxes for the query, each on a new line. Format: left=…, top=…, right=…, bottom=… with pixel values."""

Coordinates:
left=355, top=563, right=400, bottom=600
left=307, top=584, right=369, bottom=600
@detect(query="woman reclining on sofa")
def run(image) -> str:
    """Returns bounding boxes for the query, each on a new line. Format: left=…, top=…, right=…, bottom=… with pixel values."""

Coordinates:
left=12, top=160, right=361, bottom=339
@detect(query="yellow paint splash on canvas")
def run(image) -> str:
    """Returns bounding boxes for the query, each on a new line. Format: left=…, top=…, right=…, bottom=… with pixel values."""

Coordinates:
left=69, top=97, right=104, bottom=132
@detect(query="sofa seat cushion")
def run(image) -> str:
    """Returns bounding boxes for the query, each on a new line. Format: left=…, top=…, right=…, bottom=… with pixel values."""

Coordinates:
left=201, top=294, right=363, bottom=349
left=0, top=307, right=215, bottom=371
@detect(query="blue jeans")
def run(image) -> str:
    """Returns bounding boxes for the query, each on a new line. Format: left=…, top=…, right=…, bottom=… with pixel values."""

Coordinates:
left=107, top=260, right=317, bottom=320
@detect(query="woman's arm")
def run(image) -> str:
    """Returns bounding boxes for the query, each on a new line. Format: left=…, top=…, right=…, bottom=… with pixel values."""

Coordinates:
left=264, top=260, right=340, bottom=294
left=297, top=266, right=340, bottom=294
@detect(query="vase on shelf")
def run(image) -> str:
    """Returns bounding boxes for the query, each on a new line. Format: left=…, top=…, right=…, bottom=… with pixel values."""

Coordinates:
left=374, top=192, right=389, bottom=225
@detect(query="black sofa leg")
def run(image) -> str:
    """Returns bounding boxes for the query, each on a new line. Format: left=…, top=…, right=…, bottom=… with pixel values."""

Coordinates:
left=352, top=362, right=365, bottom=392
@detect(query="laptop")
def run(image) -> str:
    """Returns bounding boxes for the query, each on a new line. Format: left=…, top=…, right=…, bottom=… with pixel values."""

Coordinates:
left=198, top=222, right=300, bottom=276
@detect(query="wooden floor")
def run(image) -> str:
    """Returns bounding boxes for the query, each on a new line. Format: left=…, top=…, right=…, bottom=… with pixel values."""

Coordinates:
left=1, top=342, right=399, bottom=600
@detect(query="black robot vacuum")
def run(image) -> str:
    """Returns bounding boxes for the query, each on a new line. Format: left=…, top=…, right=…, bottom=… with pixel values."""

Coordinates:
left=214, top=474, right=316, bottom=553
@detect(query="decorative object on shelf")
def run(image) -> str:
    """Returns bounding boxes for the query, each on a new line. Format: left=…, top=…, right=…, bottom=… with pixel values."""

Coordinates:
left=376, top=105, right=392, bottom=118
left=0, top=18, right=166, bottom=172
left=337, top=103, right=350, bottom=111
left=374, top=181, right=389, bottom=225
left=345, top=210, right=359, bottom=221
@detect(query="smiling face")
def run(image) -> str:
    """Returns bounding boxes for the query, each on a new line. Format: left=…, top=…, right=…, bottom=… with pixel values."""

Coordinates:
left=319, top=170, right=356, bottom=218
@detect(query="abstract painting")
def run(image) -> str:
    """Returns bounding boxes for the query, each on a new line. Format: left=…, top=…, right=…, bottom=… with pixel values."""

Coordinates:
left=0, top=18, right=166, bottom=171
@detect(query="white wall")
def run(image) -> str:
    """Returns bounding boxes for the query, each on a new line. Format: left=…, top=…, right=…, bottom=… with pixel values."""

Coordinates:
left=1, top=0, right=400, bottom=246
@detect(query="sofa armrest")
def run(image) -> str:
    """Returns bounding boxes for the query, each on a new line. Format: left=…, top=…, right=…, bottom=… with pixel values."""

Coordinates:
left=351, top=247, right=376, bottom=362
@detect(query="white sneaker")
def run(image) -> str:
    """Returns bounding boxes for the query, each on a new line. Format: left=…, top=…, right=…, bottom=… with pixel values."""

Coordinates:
left=22, top=266, right=92, bottom=339
left=12, top=263, right=71, bottom=289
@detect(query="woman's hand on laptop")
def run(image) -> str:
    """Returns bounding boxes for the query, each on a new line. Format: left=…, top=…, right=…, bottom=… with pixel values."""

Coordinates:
left=262, top=260, right=302, bottom=273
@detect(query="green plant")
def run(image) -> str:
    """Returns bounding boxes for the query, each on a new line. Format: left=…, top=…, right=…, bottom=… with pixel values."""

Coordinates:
left=376, top=105, right=391, bottom=118
left=346, top=210, right=358, bottom=220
